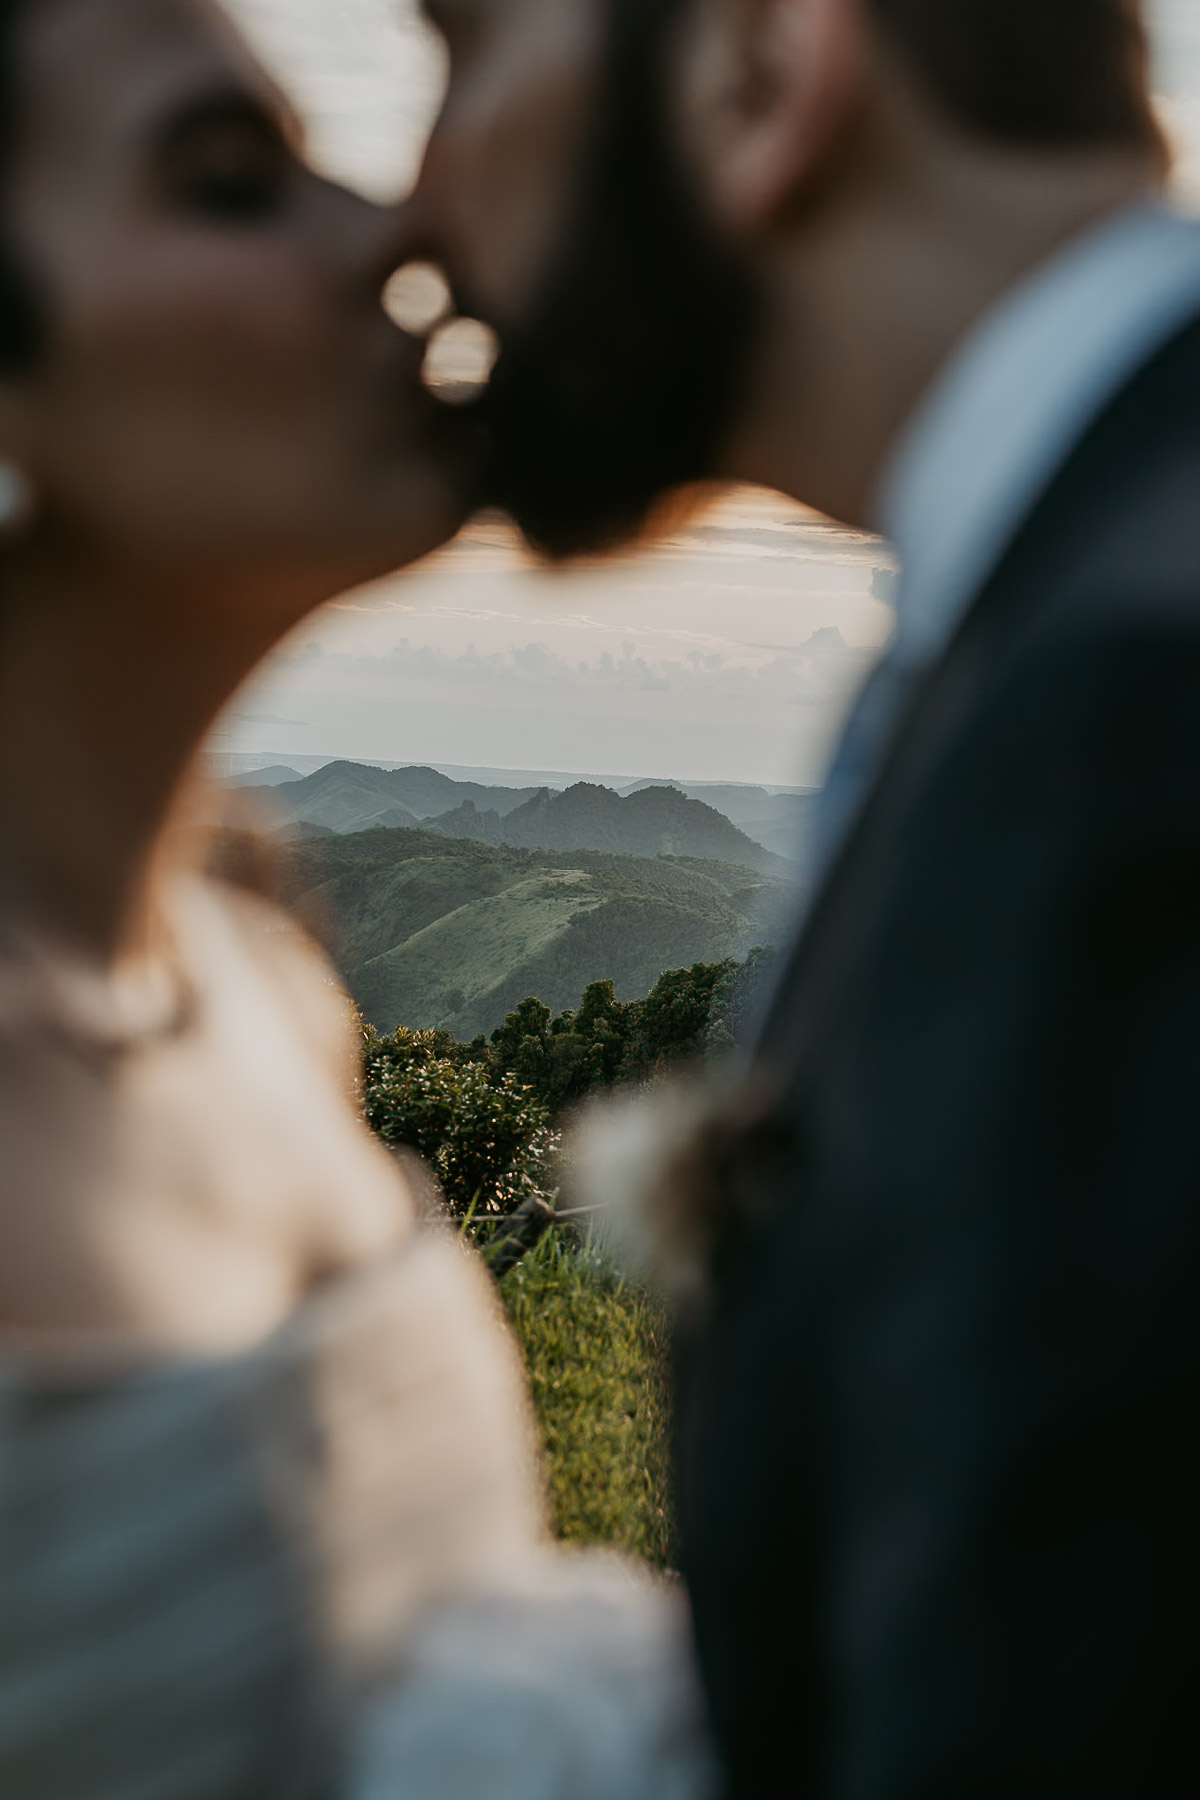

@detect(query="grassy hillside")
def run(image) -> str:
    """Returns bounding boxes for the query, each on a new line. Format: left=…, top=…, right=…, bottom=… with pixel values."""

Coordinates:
left=501, top=1236, right=674, bottom=1565
left=358, top=869, right=602, bottom=1033
left=280, top=826, right=793, bottom=1036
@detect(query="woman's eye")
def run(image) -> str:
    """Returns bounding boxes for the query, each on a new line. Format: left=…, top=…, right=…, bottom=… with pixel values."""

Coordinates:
left=175, top=163, right=286, bottom=223
left=168, top=126, right=292, bottom=224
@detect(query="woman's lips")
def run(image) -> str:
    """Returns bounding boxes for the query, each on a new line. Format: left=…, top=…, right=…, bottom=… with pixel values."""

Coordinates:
left=421, top=315, right=500, bottom=403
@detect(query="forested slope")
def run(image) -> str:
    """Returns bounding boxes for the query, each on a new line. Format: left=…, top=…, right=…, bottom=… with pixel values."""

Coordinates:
left=279, top=826, right=794, bottom=1036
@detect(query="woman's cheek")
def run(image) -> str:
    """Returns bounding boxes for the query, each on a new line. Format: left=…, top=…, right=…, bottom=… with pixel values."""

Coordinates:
left=36, top=253, right=344, bottom=533
left=81, top=240, right=338, bottom=403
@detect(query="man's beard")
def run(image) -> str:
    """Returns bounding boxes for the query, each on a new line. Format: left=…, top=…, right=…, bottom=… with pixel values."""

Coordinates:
left=468, top=0, right=761, bottom=561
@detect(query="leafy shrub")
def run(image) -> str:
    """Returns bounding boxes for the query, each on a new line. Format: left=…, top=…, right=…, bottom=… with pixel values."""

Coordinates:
left=362, top=1024, right=556, bottom=1217
left=362, top=952, right=777, bottom=1151
left=359, top=951, right=779, bottom=1221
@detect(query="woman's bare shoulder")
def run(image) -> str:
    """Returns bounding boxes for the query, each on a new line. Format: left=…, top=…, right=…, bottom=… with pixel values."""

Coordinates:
left=183, top=872, right=419, bottom=1267
left=189, top=873, right=361, bottom=1079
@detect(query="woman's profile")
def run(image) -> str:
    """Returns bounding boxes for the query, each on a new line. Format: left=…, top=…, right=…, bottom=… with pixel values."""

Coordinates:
left=0, top=0, right=710, bottom=1792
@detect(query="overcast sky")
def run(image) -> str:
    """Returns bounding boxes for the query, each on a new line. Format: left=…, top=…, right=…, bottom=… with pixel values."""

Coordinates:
left=215, top=0, right=1200, bottom=789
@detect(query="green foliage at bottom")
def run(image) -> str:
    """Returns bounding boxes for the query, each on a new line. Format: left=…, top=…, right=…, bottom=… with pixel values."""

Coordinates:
left=500, top=1234, right=676, bottom=1568
left=362, top=1024, right=558, bottom=1217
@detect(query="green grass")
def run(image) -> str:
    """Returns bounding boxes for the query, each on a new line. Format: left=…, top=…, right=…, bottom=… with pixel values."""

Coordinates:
left=499, top=1233, right=676, bottom=1568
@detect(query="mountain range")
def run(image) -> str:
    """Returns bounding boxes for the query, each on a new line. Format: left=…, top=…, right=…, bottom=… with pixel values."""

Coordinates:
left=425, top=783, right=785, bottom=873
left=625, top=780, right=818, bottom=862
left=238, top=761, right=546, bottom=834
left=236, top=761, right=808, bottom=871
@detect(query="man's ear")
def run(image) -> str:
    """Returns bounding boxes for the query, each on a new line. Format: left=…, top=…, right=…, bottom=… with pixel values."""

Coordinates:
left=678, top=0, right=868, bottom=233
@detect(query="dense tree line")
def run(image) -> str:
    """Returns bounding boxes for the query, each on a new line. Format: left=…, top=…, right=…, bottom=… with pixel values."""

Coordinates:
left=362, top=950, right=776, bottom=1217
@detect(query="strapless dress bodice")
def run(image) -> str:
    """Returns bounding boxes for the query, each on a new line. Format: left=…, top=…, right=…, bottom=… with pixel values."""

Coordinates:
left=0, top=1230, right=713, bottom=1800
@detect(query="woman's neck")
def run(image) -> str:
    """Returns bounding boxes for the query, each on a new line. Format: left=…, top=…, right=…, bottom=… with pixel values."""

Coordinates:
left=0, top=551, right=297, bottom=966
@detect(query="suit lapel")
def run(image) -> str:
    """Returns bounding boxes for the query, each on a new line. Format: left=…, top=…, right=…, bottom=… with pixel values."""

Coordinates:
left=754, top=308, right=1200, bottom=1083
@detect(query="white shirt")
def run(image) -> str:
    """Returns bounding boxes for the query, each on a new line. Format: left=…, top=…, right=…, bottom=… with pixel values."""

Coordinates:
left=813, top=199, right=1200, bottom=871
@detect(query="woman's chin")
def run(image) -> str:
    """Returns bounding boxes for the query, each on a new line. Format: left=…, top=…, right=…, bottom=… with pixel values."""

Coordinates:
left=323, top=502, right=471, bottom=594
left=301, top=474, right=472, bottom=594
left=380, top=493, right=472, bottom=573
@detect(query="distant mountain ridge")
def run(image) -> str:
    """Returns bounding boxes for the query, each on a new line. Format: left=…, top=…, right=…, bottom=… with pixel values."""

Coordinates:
left=226, top=763, right=310, bottom=790
left=624, top=780, right=818, bottom=862
left=236, top=761, right=807, bottom=871
left=240, top=762, right=546, bottom=836
left=220, top=754, right=813, bottom=795
left=427, top=782, right=786, bottom=873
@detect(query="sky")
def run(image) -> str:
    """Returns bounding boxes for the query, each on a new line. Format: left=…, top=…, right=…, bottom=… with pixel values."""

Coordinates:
left=214, top=0, right=1200, bottom=790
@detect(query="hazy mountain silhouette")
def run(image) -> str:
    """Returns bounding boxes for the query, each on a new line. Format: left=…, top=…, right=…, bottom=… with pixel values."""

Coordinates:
left=240, top=762, right=546, bottom=835
left=225, top=763, right=310, bottom=789
left=623, top=780, right=819, bottom=861
left=234, top=760, right=813, bottom=869
left=425, top=782, right=787, bottom=873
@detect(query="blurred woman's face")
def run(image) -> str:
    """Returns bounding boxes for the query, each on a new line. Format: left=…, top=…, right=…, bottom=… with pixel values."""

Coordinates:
left=1, top=0, right=467, bottom=612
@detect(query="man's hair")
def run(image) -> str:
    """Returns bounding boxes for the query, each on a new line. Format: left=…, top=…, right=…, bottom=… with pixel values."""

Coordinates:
left=870, top=0, right=1165, bottom=156
left=0, top=0, right=44, bottom=373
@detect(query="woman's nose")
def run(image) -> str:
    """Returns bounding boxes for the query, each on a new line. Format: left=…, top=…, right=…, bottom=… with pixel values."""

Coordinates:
left=358, top=195, right=457, bottom=335
left=380, top=186, right=449, bottom=279
left=317, top=180, right=420, bottom=298
left=357, top=196, right=419, bottom=291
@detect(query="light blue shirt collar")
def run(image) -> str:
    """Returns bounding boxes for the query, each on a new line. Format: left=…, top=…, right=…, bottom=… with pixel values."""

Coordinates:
left=876, top=199, right=1200, bottom=671
left=803, top=199, right=1200, bottom=885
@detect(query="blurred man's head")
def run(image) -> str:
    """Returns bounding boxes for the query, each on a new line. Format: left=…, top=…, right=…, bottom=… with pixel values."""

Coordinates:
left=413, top=0, right=1165, bottom=555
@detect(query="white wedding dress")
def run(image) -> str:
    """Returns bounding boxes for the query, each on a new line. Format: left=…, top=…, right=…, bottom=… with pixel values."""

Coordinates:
left=0, top=1227, right=714, bottom=1799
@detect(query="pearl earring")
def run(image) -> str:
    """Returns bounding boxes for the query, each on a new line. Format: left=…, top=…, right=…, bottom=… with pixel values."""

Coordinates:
left=0, top=462, right=35, bottom=533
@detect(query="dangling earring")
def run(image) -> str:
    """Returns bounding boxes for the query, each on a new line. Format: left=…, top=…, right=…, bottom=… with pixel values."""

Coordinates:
left=0, top=462, right=35, bottom=534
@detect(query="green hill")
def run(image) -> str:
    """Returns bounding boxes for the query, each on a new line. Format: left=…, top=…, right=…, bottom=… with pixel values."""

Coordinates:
left=279, top=827, right=794, bottom=1037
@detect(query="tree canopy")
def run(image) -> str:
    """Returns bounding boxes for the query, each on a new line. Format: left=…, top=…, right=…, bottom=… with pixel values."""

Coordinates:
left=361, top=951, right=778, bottom=1217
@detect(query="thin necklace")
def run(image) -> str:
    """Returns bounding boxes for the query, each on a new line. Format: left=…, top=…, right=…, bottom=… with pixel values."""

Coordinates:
left=0, top=910, right=200, bottom=1062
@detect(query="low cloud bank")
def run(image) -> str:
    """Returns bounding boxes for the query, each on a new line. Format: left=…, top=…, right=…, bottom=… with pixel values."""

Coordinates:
left=225, top=628, right=877, bottom=787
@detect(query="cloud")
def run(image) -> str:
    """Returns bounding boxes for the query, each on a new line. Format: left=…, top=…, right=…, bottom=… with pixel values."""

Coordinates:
left=871, top=567, right=899, bottom=606
left=226, top=625, right=876, bottom=785
left=269, top=624, right=867, bottom=707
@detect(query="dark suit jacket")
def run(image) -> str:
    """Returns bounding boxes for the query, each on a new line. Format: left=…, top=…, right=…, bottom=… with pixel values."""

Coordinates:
left=676, top=311, right=1200, bottom=1798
